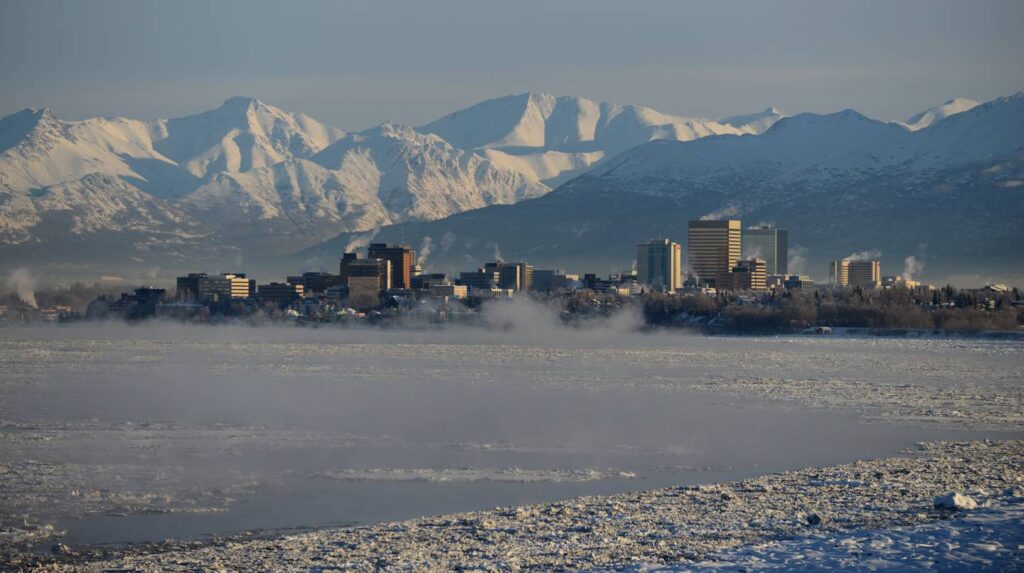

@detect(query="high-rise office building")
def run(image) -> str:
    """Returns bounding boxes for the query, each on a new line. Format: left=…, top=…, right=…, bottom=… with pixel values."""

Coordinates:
left=687, top=219, right=742, bottom=288
left=367, top=243, right=415, bottom=289
left=741, top=226, right=789, bottom=275
left=636, top=239, right=683, bottom=292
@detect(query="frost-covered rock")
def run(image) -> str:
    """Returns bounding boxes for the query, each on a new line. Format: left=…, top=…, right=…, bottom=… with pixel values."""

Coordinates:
left=934, top=492, right=978, bottom=511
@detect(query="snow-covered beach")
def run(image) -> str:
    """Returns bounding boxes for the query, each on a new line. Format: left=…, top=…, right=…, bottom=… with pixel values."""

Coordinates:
left=41, top=440, right=1024, bottom=571
left=1, top=324, right=1021, bottom=570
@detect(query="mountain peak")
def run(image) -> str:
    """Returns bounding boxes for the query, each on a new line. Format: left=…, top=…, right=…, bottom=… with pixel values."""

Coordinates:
left=0, top=107, right=66, bottom=154
left=719, top=107, right=785, bottom=134
left=903, top=97, right=980, bottom=131
left=222, top=95, right=263, bottom=108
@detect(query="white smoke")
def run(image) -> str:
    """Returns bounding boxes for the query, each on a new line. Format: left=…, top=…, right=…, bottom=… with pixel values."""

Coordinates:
left=903, top=255, right=925, bottom=281
left=699, top=204, right=740, bottom=221
left=788, top=246, right=809, bottom=276
left=489, top=242, right=502, bottom=262
left=344, top=227, right=381, bottom=254
left=6, top=268, right=38, bottom=308
left=441, top=231, right=456, bottom=254
left=844, top=249, right=882, bottom=262
left=417, top=236, right=433, bottom=266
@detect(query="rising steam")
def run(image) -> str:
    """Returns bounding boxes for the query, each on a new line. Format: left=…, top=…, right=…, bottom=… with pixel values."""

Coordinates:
left=345, top=227, right=381, bottom=253
left=844, top=249, right=882, bottom=262
left=417, top=236, right=433, bottom=266
left=903, top=256, right=925, bottom=281
left=6, top=268, right=38, bottom=308
left=699, top=204, right=741, bottom=221
left=788, top=246, right=809, bottom=275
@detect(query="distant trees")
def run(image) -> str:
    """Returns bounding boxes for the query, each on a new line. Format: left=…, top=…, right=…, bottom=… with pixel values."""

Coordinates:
left=634, top=286, right=1022, bottom=333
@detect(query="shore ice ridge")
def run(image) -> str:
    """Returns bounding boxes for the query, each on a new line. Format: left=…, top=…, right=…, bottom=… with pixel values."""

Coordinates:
left=40, top=440, right=1023, bottom=572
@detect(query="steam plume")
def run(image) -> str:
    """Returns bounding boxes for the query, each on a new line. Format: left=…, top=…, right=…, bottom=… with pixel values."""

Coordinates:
left=345, top=227, right=380, bottom=253
left=903, top=255, right=925, bottom=281
left=843, top=249, right=882, bottom=262
left=788, top=246, right=808, bottom=275
left=699, top=204, right=740, bottom=221
left=6, top=268, right=38, bottom=308
left=417, top=236, right=433, bottom=266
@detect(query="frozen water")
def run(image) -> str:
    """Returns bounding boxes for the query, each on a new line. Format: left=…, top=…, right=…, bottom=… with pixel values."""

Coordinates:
left=0, top=321, right=1021, bottom=556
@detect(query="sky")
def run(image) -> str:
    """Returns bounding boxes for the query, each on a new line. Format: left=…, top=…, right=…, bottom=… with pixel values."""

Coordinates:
left=1, top=0, right=1022, bottom=130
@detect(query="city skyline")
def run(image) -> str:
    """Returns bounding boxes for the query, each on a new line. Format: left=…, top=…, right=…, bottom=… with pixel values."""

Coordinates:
left=2, top=3, right=1021, bottom=569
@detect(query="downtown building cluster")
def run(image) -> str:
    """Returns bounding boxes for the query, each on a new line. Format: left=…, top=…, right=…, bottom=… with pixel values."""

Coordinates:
left=639, top=220, right=793, bottom=293
left=76, top=220, right=942, bottom=323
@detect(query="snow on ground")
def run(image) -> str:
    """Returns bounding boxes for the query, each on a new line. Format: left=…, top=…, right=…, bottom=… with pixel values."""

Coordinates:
left=49, top=440, right=1024, bottom=572
left=1, top=327, right=1021, bottom=569
left=632, top=494, right=1023, bottom=572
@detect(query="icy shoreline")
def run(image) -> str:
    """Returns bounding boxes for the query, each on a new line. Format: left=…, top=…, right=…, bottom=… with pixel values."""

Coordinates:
left=18, top=440, right=1020, bottom=572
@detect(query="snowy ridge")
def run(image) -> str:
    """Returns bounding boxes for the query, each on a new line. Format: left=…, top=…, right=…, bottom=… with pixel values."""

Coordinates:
left=902, top=97, right=980, bottom=131
left=418, top=92, right=749, bottom=184
left=0, top=98, right=548, bottom=257
left=152, top=96, right=346, bottom=178
left=590, top=94, right=1024, bottom=186
left=1, top=90, right=1022, bottom=273
left=719, top=107, right=786, bottom=134
left=306, top=91, right=1024, bottom=282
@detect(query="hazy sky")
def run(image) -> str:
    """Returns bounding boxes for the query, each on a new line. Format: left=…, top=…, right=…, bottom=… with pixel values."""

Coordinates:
left=1, top=0, right=1022, bottom=130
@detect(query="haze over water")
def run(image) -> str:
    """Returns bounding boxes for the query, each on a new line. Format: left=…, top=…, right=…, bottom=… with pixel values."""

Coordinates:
left=2, top=310, right=1020, bottom=545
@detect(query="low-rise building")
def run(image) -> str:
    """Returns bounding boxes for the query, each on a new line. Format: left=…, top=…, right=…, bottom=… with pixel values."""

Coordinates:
left=783, top=275, right=815, bottom=289
left=177, top=272, right=252, bottom=301
left=728, top=258, right=767, bottom=291
left=410, top=273, right=448, bottom=290
left=258, top=283, right=304, bottom=308
left=848, top=260, right=881, bottom=288
left=287, top=272, right=342, bottom=294
left=457, top=270, right=501, bottom=290
left=532, top=270, right=578, bottom=292
left=830, top=259, right=881, bottom=287
left=482, top=261, right=533, bottom=291
left=429, top=284, right=468, bottom=299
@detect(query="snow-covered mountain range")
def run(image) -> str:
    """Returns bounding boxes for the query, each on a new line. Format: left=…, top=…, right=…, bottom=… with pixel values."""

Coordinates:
left=901, top=97, right=979, bottom=131
left=418, top=92, right=779, bottom=186
left=303, top=91, right=1024, bottom=285
left=0, top=90, right=1013, bottom=281
left=0, top=96, right=549, bottom=262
